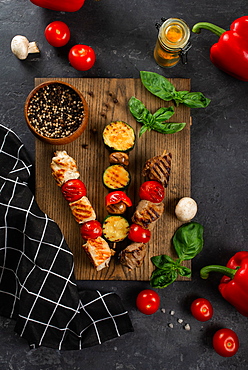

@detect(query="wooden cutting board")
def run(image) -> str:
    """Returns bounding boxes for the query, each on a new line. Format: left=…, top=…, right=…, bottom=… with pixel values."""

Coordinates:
left=35, top=77, right=191, bottom=281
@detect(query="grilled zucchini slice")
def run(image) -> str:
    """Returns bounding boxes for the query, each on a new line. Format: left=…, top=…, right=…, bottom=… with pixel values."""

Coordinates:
left=103, top=164, right=130, bottom=190
left=102, top=215, right=129, bottom=242
left=103, top=121, right=135, bottom=152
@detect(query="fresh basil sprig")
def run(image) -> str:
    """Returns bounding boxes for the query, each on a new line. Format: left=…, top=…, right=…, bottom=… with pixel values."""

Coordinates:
left=140, top=71, right=211, bottom=108
left=150, top=222, right=204, bottom=289
left=128, top=96, right=186, bottom=137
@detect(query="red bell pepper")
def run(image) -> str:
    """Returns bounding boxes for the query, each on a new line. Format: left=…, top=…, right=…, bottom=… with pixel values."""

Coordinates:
left=105, top=191, right=132, bottom=207
left=200, top=251, right=248, bottom=317
left=192, top=16, right=248, bottom=81
left=30, top=0, right=85, bottom=12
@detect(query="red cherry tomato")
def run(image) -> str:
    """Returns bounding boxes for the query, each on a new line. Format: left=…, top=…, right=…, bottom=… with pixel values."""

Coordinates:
left=128, top=224, right=151, bottom=243
left=136, top=289, right=160, bottom=315
left=190, top=298, right=213, bottom=322
left=68, top=44, right=96, bottom=71
left=213, top=328, right=239, bottom=357
left=80, top=220, right=102, bottom=240
left=61, top=179, right=87, bottom=202
left=44, top=21, right=70, bottom=47
left=139, top=181, right=165, bottom=203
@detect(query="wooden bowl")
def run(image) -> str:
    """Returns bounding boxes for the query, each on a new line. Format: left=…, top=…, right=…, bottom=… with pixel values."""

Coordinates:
left=24, top=80, right=89, bottom=145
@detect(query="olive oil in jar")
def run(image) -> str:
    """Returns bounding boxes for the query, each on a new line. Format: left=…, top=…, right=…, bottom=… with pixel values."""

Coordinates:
left=154, top=18, right=191, bottom=68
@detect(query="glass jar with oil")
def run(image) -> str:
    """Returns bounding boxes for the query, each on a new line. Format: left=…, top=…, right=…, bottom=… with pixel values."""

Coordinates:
left=154, top=18, right=191, bottom=68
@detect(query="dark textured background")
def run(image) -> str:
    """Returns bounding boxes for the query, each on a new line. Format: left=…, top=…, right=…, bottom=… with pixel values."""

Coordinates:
left=1, top=0, right=248, bottom=369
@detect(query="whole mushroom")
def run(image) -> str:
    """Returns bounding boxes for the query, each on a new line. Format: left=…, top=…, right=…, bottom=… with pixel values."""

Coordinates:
left=175, top=197, right=198, bottom=222
left=11, top=35, right=40, bottom=60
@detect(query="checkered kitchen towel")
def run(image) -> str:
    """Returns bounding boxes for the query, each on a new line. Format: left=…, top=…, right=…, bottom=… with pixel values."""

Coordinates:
left=0, top=124, right=133, bottom=350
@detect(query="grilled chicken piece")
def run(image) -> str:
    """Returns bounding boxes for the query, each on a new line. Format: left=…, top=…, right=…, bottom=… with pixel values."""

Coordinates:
left=142, top=150, right=172, bottom=188
left=69, top=196, right=96, bottom=224
left=82, top=236, right=112, bottom=271
left=132, top=200, right=164, bottom=230
left=51, top=150, right=80, bottom=186
left=119, top=243, right=146, bottom=269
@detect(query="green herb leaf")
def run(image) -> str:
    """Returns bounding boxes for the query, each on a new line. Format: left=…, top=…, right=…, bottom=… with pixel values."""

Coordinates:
left=151, top=254, right=177, bottom=269
left=150, top=264, right=178, bottom=288
left=177, top=265, right=192, bottom=278
left=140, top=71, right=211, bottom=109
left=173, top=222, right=204, bottom=261
left=173, top=91, right=189, bottom=106
left=152, top=121, right=186, bottom=134
left=128, top=96, right=185, bottom=136
left=128, top=96, right=148, bottom=123
left=153, top=106, right=175, bottom=122
left=140, top=71, right=176, bottom=101
left=139, top=125, right=149, bottom=137
left=178, top=92, right=211, bottom=108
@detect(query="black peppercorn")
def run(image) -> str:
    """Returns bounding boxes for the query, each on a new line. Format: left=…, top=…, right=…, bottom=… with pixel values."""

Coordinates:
left=27, top=83, right=85, bottom=138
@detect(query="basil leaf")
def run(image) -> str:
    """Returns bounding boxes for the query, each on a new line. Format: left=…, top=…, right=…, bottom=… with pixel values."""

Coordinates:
left=129, top=96, right=185, bottom=136
left=152, top=107, right=185, bottom=134
left=150, top=265, right=178, bottom=288
left=176, top=91, right=189, bottom=99
left=128, top=96, right=153, bottom=136
left=179, top=92, right=211, bottom=108
left=151, top=254, right=177, bottom=269
left=140, top=71, right=211, bottom=109
left=152, top=121, right=186, bottom=134
left=140, top=71, right=176, bottom=101
left=128, top=96, right=147, bottom=122
left=173, top=222, right=204, bottom=261
left=173, top=91, right=189, bottom=106
left=177, top=265, right=192, bottom=278
left=139, top=125, right=149, bottom=137
left=153, top=106, right=175, bottom=122
left=142, top=110, right=155, bottom=127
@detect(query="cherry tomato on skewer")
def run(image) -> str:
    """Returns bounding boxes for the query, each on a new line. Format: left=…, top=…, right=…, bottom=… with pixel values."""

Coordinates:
left=128, top=224, right=151, bottom=243
left=80, top=220, right=103, bottom=240
left=139, top=181, right=165, bottom=203
left=61, top=179, right=87, bottom=202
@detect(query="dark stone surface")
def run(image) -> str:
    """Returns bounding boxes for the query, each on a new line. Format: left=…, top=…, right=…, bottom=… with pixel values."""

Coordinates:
left=1, top=0, right=248, bottom=369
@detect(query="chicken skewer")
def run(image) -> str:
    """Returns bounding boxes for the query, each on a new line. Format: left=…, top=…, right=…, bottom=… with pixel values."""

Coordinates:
left=51, top=150, right=112, bottom=271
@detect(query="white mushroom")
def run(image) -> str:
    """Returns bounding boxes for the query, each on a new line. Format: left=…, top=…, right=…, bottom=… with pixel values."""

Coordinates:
left=175, top=197, right=197, bottom=222
left=11, top=35, right=40, bottom=60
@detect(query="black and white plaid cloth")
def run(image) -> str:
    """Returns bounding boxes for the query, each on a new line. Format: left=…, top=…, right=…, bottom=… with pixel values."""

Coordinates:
left=0, top=124, right=133, bottom=350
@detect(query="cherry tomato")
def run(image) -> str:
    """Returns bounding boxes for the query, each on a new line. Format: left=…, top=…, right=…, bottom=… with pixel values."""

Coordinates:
left=80, top=220, right=102, bottom=240
left=136, top=289, right=160, bottom=315
left=139, top=181, right=165, bottom=203
left=190, top=298, right=213, bottom=322
left=128, top=224, right=151, bottom=243
left=61, top=179, right=87, bottom=202
left=213, top=328, right=239, bottom=357
left=68, top=44, right=96, bottom=71
left=44, top=21, right=70, bottom=47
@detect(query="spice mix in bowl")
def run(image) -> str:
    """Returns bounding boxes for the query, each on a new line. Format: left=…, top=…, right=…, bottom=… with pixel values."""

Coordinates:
left=24, top=80, right=88, bottom=144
